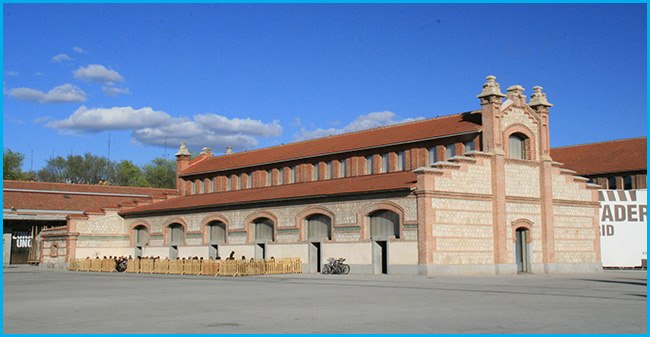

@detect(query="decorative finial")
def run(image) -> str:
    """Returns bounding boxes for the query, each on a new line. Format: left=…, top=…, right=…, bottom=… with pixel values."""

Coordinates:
left=529, top=86, right=553, bottom=107
left=175, top=142, right=191, bottom=157
left=225, top=146, right=234, bottom=155
left=477, top=75, right=505, bottom=99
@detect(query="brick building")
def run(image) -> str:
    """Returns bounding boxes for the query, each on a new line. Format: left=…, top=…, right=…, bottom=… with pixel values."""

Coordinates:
left=2, top=181, right=178, bottom=267
left=14, top=76, right=604, bottom=275
left=550, top=137, right=647, bottom=190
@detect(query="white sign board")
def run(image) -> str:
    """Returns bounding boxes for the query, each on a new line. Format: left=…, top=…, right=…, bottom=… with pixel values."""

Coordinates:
left=599, top=189, right=647, bottom=267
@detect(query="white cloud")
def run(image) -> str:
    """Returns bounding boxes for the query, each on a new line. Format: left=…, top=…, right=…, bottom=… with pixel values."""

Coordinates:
left=51, top=54, right=73, bottom=62
left=33, top=116, right=51, bottom=124
left=73, top=64, right=124, bottom=85
left=47, top=107, right=283, bottom=152
left=102, top=86, right=132, bottom=96
left=73, top=46, right=86, bottom=54
left=6, top=83, right=87, bottom=104
left=4, top=71, right=19, bottom=76
left=293, top=111, right=424, bottom=141
left=46, top=106, right=170, bottom=133
left=194, top=113, right=282, bottom=137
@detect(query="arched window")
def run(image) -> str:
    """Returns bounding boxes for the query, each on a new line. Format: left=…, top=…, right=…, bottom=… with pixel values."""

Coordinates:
left=307, top=214, right=331, bottom=241
left=207, top=221, right=226, bottom=244
left=369, top=210, right=400, bottom=239
left=509, top=133, right=527, bottom=159
left=254, top=218, right=274, bottom=242
left=133, top=225, right=149, bottom=246
left=168, top=223, right=184, bottom=245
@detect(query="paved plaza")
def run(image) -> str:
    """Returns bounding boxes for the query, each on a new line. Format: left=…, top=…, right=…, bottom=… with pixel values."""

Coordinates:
left=2, top=265, right=646, bottom=334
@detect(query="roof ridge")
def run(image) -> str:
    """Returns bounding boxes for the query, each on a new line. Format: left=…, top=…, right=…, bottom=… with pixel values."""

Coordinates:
left=190, top=110, right=480, bottom=170
left=551, top=136, right=646, bottom=150
left=3, top=180, right=176, bottom=192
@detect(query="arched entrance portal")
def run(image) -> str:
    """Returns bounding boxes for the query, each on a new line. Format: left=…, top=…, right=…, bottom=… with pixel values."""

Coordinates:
left=253, top=218, right=274, bottom=260
left=207, top=221, right=226, bottom=259
left=133, top=225, right=148, bottom=258
left=306, top=214, right=332, bottom=273
left=168, top=223, right=184, bottom=259
left=369, top=210, right=400, bottom=274
left=515, top=227, right=531, bottom=273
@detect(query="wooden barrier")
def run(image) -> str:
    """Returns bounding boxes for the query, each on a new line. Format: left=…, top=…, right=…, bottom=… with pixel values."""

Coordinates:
left=68, top=258, right=80, bottom=271
left=101, top=259, right=116, bottom=272
left=79, top=258, right=91, bottom=271
left=185, top=260, right=201, bottom=275
left=201, top=260, right=220, bottom=276
left=140, top=259, right=155, bottom=274
left=220, top=260, right=240, bottom=277
left=125, top=259, right=140, bottom=273
left=68, top=257, right=303, bottom=277
left=154, top=259, right=170, bottom=274
left=90, top=258, right=102, bottom=272
left=168, top=260, right=184, bottom=275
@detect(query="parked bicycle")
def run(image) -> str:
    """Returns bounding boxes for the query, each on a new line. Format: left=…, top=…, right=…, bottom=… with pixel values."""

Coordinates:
left=321, top=257, right=350, bottom=275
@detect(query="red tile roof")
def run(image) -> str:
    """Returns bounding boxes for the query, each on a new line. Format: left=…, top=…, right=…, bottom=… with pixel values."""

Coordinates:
left=3, top=180, right=178, bottom=213
left=550, top=137, right=647, bottom=176
left=120, top=171, right=417, bottom=216
left=181, top=111, right=482, bottom=176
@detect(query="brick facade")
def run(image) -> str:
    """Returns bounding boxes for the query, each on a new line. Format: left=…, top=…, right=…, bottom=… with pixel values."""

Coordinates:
left=36, top=76, right=603, bottom=275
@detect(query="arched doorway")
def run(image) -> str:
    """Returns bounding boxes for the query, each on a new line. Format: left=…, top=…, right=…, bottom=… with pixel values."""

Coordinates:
left=168, top=223, right=184, bottom=259
left=206, top=221, right=226, bottom=259
left=253, top=218, right=274, bottom=259
left=515, top=227, right=531, bottom=273
left=306, top=214, right=332, bottom=273
left=133, top=225, right=149, bottom=258
left=369, top=210, right=400, bottom=274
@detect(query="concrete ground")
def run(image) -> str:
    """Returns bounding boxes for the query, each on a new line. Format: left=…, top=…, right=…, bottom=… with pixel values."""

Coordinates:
left=2, top=265, right=646, bottom=334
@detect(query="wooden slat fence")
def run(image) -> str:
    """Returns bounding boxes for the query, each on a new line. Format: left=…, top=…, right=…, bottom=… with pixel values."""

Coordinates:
left=67, top=257, right=303, bottom=277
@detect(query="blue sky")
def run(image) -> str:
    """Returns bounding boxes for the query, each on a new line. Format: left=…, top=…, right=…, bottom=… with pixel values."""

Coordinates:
left=3, top=3, right=647, bottom=172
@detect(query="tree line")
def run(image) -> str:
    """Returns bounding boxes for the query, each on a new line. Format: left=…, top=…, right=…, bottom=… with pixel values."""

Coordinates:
left=3, top=148, right=177, bottom=189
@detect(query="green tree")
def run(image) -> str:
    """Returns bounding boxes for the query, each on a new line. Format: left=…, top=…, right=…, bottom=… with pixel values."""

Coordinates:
left=114, top=160, right=150, bottom=187
left=142, top=157, right=176, bottom=189
left=37, top=153, right=115, bottom=184
left=3, top=148, right=30, bottom=181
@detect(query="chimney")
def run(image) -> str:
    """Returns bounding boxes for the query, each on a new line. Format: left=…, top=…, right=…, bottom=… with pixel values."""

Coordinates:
left=477, top=76, right=506, bottom=155
left=175, top=142, right=191, bottom=193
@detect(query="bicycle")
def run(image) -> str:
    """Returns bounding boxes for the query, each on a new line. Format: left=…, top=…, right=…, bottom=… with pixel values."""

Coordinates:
left=321, top=257, right=350, bottom=275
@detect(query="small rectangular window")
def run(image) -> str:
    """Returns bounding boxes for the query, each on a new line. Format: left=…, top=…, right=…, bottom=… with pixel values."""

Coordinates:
left=326, top=161, right=332, bottom=179
left=428, top=147, right=437, bottom=166
left=213, top=178, right=217, bottom=193
left=623, top=176, right=633, bottom=190
left=464, top=141, right=474, bottom=153
left=381, top=154, right=389, bottom=173
left=366, top=155, right=373, bottom=174
left=291, top=166, right=296, bottom=183
left=227, top=176, right=232, bottom=191
left=199, top=180, right=204, bottom=194
left=237, top=174, right=242, bottom=190
left=279, top=169, right=284, bottom=185
left=313, top=163, right=319, bottom=181
left=190, top=181, right=195, bottom=194
left=339, top=159, right=347, bottom=178
left=446, top=144, right=455, bottom=159
left=608, top=177, right=617, bottom=189
left=397, top=151, right=405, bottom=171
left=267, top=169, right=273, bottom=186
left=247, top=173, right=252, bottom=188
